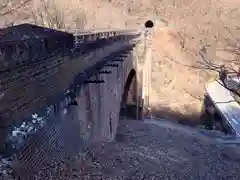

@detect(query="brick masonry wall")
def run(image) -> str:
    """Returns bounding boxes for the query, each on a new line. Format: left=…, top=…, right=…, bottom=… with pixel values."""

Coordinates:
left=10, top=46, right=141, bottom=180
left=0, top=32, right=139, bottom=128
left=0, top=39, right=135, bottom=151
left=0, top=24, right=144, bottom=178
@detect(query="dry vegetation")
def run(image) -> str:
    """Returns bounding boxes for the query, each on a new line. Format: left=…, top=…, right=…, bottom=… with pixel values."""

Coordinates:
left=149, top=0, right=240, bottom=123
left=1, top=0, right=240, bottom=124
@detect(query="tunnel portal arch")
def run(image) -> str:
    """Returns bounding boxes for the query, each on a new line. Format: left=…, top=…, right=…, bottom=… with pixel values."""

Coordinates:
left=144, top=20, right=154, bottom=28
left=119, top=69, right=140, bottom=120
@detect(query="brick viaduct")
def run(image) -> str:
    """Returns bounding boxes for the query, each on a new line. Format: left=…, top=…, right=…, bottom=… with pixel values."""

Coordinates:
left=0, top=23, right=152, bottom=179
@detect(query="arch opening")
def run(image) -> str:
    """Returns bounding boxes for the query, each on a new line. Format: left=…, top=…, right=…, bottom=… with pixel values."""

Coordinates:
left=144, top=20, right=154, bottom=28
left=119, top=69, right=141, bottom=120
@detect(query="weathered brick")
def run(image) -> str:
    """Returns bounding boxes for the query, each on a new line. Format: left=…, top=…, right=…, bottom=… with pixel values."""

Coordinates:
left=0, top=24, right=143, bottom=179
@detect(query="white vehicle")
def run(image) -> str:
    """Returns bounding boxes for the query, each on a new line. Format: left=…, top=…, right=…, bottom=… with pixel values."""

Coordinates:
left=202, top=73, right=240, bottom=137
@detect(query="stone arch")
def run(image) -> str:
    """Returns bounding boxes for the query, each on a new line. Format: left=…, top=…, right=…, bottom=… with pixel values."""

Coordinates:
left=119, top=69, right=139, bottom=119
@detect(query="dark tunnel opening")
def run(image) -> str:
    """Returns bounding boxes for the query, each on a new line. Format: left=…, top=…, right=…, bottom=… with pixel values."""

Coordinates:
left=119, top=69, right=141, bottom=120
left=144, top=20, right=154, bottom=28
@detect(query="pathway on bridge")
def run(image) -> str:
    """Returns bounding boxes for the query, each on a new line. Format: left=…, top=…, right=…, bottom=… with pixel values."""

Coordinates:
left=34, top=119, right=240, bottom=180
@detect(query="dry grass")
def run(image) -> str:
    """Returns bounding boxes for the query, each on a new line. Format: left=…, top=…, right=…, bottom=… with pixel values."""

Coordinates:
left=148, top=0, right=240, bottom=122
left=108, top=0, right=240, bottom=122
left=1, top=0, right=240, bottom=123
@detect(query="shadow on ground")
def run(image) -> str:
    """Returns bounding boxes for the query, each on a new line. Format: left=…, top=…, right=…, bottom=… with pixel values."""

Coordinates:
left=150, top=106, right=203, bottom=127
left=121, top=103, right=204, bottom=128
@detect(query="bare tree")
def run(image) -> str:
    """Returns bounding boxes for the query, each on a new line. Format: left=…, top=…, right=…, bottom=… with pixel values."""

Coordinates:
left=0, top=0, right=33, bottom=27
left=31, top=0, right=86, bottom=31
left=0, top=0, right=32, bottom=16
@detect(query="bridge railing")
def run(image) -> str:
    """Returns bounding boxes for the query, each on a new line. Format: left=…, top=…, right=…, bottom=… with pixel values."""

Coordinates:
left=0, top=23, right=142, bottom=157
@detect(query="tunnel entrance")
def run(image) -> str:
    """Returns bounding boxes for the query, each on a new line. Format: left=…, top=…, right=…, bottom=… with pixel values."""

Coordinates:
left=119, top=69, right=142, bottom=120
left=144, top=20, right=154, bottom=28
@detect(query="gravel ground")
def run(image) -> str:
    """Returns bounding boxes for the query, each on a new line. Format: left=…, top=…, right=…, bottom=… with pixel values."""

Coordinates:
left=35, top=119, right=240, bottom=180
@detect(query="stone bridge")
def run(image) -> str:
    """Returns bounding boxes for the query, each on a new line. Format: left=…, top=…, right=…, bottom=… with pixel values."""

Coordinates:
left=0, top=23, right=153, bottom=179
